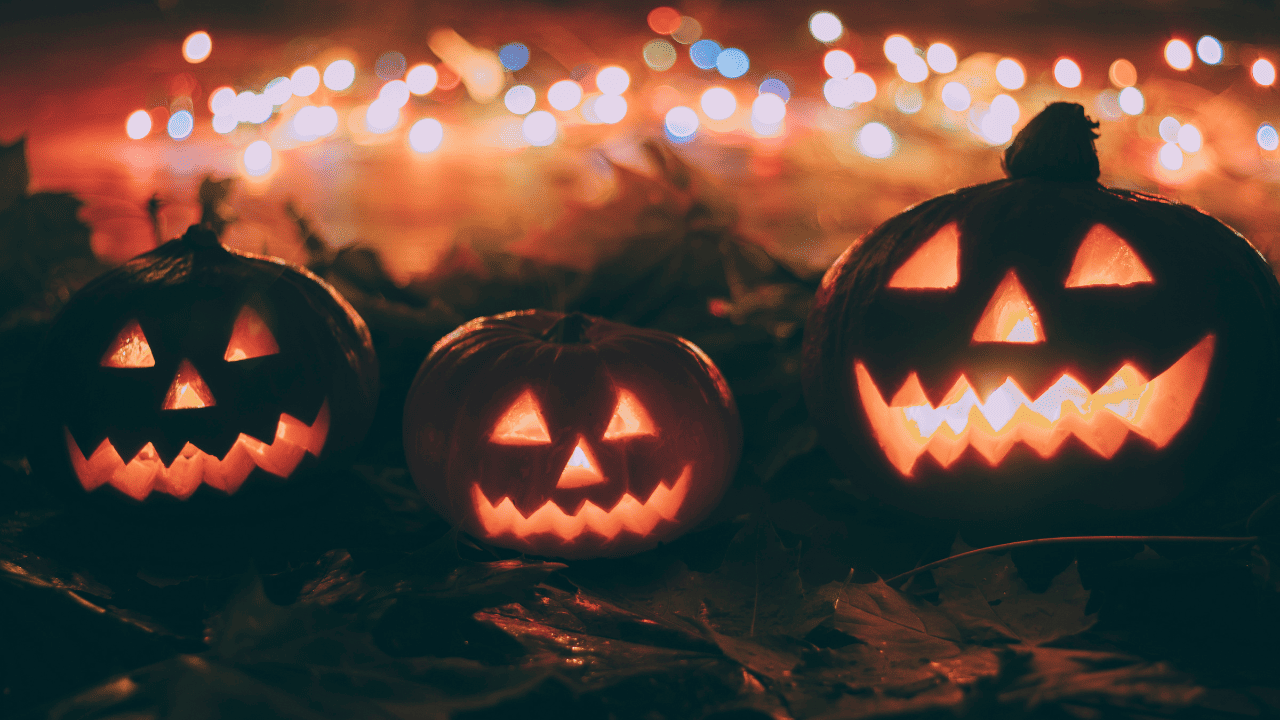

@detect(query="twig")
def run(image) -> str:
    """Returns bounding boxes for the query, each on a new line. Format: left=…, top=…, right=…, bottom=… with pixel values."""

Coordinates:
left=884, top=535, right=1259, bottom=587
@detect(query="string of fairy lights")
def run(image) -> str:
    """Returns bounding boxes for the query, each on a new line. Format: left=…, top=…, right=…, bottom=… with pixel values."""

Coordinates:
left=122, top=8, right=1279, bottom=181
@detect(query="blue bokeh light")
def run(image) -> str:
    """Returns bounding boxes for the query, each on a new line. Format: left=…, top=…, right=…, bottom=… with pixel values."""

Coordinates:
left=499, top=43, right=531, bottom=71
left=716, top=48, right=749, bottom=78
left=690, top=40, right=722, bottom=70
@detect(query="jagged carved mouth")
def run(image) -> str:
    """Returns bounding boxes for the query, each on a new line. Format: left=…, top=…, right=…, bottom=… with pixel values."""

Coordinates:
left=64, top=400, right=330, bottom=501
left=855, top=335, right=1215, bottom=476
left=471, top=463, right=692, bottom=542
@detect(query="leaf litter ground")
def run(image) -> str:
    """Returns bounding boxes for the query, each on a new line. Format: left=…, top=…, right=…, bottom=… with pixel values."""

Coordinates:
left=2, top=142, right=1280, bottom=718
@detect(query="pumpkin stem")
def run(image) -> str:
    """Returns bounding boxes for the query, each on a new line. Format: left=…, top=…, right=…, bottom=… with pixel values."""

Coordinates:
left=1003, top=102, right=1101, bottom=182
left=180, top=224, right=223, bottom=249
left=542, top=312, right=594, bottom=344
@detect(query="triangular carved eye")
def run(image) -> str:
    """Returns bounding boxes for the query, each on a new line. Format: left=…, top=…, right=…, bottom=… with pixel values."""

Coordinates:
left=888, top=222, right=960, bottom=289
left=1065, top=225, right=1154, bottom=287
left=491, top=389, right=552, bottom=445
left=101, top=319, right=155, bottom=368
left=225, top=305, right=280, bottom=362
left=603, top=389, right=657, bottom=439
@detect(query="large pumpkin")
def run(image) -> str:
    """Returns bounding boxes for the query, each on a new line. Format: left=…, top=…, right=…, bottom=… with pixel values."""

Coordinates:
left=803, top=103, right=1280, bottom=522
left=23, top=225, right=379, bottom=508
left=403, top=311, right=741, bottom=558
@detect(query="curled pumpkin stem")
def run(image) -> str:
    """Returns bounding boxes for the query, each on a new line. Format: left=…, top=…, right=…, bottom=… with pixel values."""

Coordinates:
left=884, top=534, right=1260, bottom=588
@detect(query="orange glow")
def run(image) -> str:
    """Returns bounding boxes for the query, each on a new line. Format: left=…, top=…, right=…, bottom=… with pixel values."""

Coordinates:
left=855, top=335, right=1214, bottom=476
left=224, top=305, right=280, bottom=361
left=647, top=7, right=681, bottom=34
left=888, top=223, right=960, bottom=289
left=65, top=400, right=330, bottom=500
left=101, top=319, right=155, bottom=368
left=972, top=270, right=1044, bottom=343
left=1065, top=225, right=1154, bottom=287
left=556, top=438, right=605, bottom=488
left=491, top=389, right=552, bottom=444
left=472, top=463, right=691, bottom=541
left=162, top=359, right=216, bottom=410
left=603, top=389, right=657, bottom=439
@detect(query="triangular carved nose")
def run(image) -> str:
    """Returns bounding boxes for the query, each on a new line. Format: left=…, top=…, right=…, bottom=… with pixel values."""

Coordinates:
left=556, top=437, right=605, bottom=488
left=972, top=270, right=1045, bottom=344
left=162, top=359, right=217, bottom=410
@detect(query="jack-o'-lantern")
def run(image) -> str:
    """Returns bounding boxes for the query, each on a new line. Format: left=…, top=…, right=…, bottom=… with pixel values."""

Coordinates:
left=803, top=103, right=1280, bottom=522
left=403, top=311, right=741, bottom=558
left=23, top=225, right=379, bottom=510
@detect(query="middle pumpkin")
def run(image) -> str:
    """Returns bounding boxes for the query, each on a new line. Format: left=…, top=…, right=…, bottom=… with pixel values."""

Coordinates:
left=403, top=311, right=741, bottom=559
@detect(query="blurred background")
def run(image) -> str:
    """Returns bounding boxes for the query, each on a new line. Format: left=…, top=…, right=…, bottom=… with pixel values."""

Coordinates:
left=1, top=0, right=1278, bottom=283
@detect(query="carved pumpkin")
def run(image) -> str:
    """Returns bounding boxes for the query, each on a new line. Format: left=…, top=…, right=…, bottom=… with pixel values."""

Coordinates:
left=403, top=311, right=741, bottom=558
left=803, top=103, right=1280, bottom=522
left=23, top=225, right=379, bottom=508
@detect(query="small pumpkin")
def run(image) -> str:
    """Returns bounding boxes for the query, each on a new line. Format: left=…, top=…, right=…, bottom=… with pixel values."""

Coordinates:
left=803, top=103, right=1280, bottom=522
left=403, top=311, right=741, bottom=558
left=23, top=225, right=379, bottom=508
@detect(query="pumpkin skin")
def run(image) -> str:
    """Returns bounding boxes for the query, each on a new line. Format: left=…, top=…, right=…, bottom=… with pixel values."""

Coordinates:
left=23, top=225, right=379, bottom=510
left=403, top=311, right=741, bottom=559
left=802, top=104, right=1280, bottom=523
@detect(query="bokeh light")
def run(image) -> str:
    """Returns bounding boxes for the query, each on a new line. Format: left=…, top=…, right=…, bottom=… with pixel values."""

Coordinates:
left=1159, top=116, right=1181, bottom=143
left=365, top=100, right=400, bottom=133
left=824, top=50, right=855, bottom=79
left=883, top=35, right=914, bottom=64
left=665, top=106, right=699, bottom=138
left=293, top=105, right=338, bottom=140
left=1165, top=40, right=1193, bottom=70
left=941, top=81, right=971, bottom=111
left=849, top=73, right=877, bottom=102
left=980, top=112, right=1014, bottom=145
left=1258, top=123, right=1279, bottom=151
left=643, top=40, right=678, bottom=71
left=380, top=80, right=411, bottom=108
left=648, top=7, right=681, bottom=34
left=894, top=85, right=923, bottom=114
left=264, top=77, right=292, bottom=105
left=823, top=78, right=855, bottom=108
left=995, top=58, right=1026, bottom=90
left=233, top=91, right=272, bottom=124
left=212, top=114, right=236, bottom=134
left=126, top=110, right=151, bottom=139
left=291, top=66, right=321, bottom=97
left=409, top=118, right=444, bottom=153
left=1197, top=36, right=1223, bottom=65
left=548, top=80, right=583, bottom=111
left=671, top=16, right=702, bottom=45
left=857, top=122, right=894, bottom=158
left=989, top=94, right=1020, bottom=126
left=1109, top=59, right=1137, bottom=88
left=1095, top=90, right=1122, bottom=121
left=701, top=87, right=736, bottom=120
left=596, top=66, right=630, bottom=95
left=167, top=110, right=193, bottom=140
left=182, top=31, right=211, bottom=63
left=759, top=77, right=792, bottom=102
left=752, top=93, right=786, bottom=124
left=897, top=55, right=929, bottom=83
left=1118, top=86, right=1145, bottom=114
left=595, top=94, right=627, bottom=123
left=504, top=85, right=536, bottom=114
left=209, top=86, right=236, bottom=115
left=499, top=43, right=530, bottom=72
left=809, top=12, right=843, bottom=43
left=1177, top=123, right=1202, bottom=152
left=324, top=60, right=356, bottom=91
left=717, top=48, right=749, bottom=78
left=927, top=43, right=957, bottom=73
left=1054, top=58, right=1082, bottom=88
left=522, top=110, right=557, bottom=145
left=1159, top=142, right=1184, bottom=170
left=406, top=64, right=439, bottom=95
left=690, top=40, right=722, bottom=70
left=244, top=141, right=273, bottom=177
left=1254, top=59, right=1277, bottom=86
left=375, top=51, right=407, bottom=80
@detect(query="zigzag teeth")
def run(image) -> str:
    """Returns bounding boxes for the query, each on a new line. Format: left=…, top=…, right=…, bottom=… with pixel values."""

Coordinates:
left=472, top=464, right=693, bottom=542
left=855, top=335, right=1215, bottom=476
left=64, top=400, right=330, bottom=501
